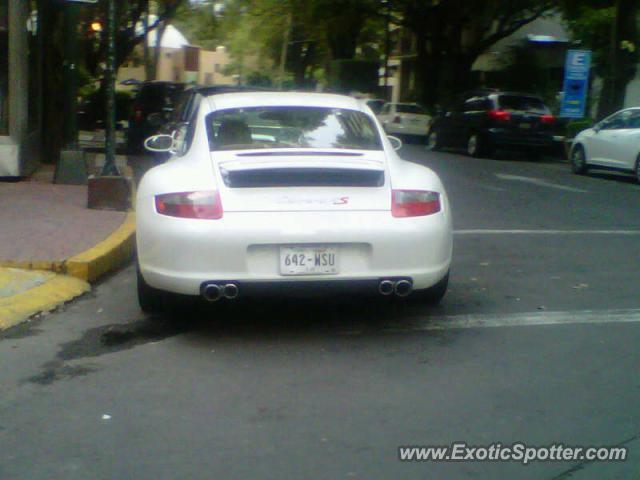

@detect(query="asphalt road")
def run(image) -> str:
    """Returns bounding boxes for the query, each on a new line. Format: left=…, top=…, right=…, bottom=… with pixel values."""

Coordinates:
left=2, top=146, right=640, bottom=480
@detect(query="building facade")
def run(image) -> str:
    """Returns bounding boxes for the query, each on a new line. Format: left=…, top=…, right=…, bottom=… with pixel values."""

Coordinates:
left=0, top=0, right=42, bottom=177
left=117, top=24, right=236, bottom=88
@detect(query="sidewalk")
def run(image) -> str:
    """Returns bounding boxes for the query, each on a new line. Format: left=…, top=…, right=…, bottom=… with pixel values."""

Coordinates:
left=0, top=171, right=136, bottom=330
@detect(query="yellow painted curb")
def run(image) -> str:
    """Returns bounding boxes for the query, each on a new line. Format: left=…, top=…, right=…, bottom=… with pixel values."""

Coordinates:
left=0, top=259, right=65, bottom=273
left=65, top=212, right=136, bottom=283
left=0, top=212, right=136, bottom=283
left=0, top=274, right=90, bottom=330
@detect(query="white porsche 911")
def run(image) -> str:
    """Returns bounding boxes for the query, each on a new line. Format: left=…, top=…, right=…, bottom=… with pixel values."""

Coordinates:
left=136, top=92, right=452, bottom=312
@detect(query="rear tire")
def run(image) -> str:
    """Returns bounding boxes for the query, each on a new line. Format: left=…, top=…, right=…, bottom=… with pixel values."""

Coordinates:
left=467, top=134, right=490, bottom=158
left=635, top=154, right=640, bottom=183
left=571, top=145, right=589, bottom=174
left=426, top=129, right=441, bottom=151
left=137, top=264, right=164, bottom=313
left=413, top=272, right=449, bottom=305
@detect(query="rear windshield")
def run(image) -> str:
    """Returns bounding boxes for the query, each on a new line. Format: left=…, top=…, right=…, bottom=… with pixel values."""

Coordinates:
left=396, top=104, right=427, bottom=114
left=206, top=106, right=382, bottom=151
left=497, top=95, right=549, bottom=114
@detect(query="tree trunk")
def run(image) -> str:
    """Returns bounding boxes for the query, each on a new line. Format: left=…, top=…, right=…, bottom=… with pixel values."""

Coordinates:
left=151, top=21, right=167, bottom=81
left=143, top=0, right=152, bottom=81
left=597, top=0, right=638, bottom=119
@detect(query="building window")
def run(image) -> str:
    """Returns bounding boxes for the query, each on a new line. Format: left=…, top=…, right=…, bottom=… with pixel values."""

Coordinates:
left=204, top=73, right=213, bottom=85
left=0, top=0, right=8, bottom=134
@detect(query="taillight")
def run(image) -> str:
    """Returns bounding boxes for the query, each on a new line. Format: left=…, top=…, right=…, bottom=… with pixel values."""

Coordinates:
left=133, top=104, right=143, bottom=122
left=392, top=190, right=441, bottom=217
left=155, top=191, right=223, bottom=219
left=488, top=110, right=511, bottom=122
left=540, top=114, right=555, bottom=124
left=393, top=115, right=402, bottom=124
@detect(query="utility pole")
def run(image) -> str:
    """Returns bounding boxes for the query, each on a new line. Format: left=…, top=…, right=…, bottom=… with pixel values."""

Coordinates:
left=62, top=1, right=79, bottom=148
left=87, top=0, right=129, bottom=211
left=101, top=0, right=119, bottom=176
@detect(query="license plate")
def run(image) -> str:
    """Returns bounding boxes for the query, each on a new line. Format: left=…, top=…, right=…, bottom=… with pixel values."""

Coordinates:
left=279, top=246, right=339, bottom=276
left=520, top=123, right=532, bottom=129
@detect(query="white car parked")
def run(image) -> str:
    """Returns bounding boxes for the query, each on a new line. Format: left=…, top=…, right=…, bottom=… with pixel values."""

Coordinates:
left=137, top=92, right=452, bottom=312
left=377, top=102, right=431, bottom=139
left=571, top=107, right=640, bottom=182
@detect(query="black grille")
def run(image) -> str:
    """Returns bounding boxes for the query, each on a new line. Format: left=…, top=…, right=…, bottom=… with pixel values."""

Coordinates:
left=222, top=168, right=385, bottom=188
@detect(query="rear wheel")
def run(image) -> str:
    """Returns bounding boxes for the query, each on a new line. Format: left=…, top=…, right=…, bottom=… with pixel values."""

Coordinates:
left=413, top=272, right=449, bottom=305
left=635, top=154, right=640, bottom=183
left=467, top=133, right=490, bottom=158
left=571, top=145, right=588, bottom=174
left=137, top=264, right=164, bottom=313
left=426, top=129, right=441, bottom=151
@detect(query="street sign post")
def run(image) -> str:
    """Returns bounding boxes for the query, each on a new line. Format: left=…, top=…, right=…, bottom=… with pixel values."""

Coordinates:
left=101, top=0, right=119, bottom=176
left=559, top=50, right=592, bottom=119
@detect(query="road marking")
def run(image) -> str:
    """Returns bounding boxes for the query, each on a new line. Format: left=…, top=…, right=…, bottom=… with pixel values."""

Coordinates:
left=496, top=173, right=587, bottom=193
left=454, top=229, right=640, bottom=235
left=381, top=309, right=640, bottom=333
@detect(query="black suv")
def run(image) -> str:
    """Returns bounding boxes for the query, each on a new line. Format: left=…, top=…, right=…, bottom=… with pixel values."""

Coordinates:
left=126, top=81, right=185, bottom=154
left=427, top=91, right=565, bottom=158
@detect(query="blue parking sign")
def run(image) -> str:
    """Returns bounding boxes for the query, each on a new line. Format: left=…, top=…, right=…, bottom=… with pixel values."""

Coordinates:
left=560, top=50, right=591, bottom=118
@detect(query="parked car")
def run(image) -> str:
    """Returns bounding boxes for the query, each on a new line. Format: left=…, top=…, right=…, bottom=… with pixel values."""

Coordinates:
left=364, top=98, right=386, bottom=115
left=144, top=85, right=277, bottom=161
left=377, top=102, right=431, bottom=140
left=570, top=107, right=640, bottom=182
left=137, top=92, right=452, bottom=312
left=77, top=90, right=131, bottom=131
left=427, top=91, right=565, bottom=158
left=126, top=81, right=185, bottom=154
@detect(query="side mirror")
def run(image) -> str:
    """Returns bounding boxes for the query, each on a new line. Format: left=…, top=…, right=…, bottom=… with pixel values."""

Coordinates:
left=144, top=134, right=175, bottom=153
left=593, top=123, right=601, bottom=133
left=387, top=135, right=403, bottom=151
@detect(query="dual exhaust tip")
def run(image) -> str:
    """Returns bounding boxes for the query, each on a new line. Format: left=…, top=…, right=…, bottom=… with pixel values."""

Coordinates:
left=379, top=279, right=413, bottom=297
left=203, top=280, right=411, bottom=300
left=202, top=283, right=239, bottom=302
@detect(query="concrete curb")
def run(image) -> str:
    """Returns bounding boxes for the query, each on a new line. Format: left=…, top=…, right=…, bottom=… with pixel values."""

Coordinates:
left=65, top=212, right=136, bottom=282
left=0, top=212, right=136, bottom=283
left=0, top=272, right=90, bottom=330
left=0, top=212, right=136, bottom=331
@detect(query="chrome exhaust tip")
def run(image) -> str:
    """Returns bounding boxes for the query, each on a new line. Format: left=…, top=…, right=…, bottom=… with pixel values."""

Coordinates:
left=223, top=283, right=239, bottom=300
left=394, top=280, right=413, bottom=297
left=202, top=283, right=222, bottom=302
left=379, top=280, right=395, bottom=296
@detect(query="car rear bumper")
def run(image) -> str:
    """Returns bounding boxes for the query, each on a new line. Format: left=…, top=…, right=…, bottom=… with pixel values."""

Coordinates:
left=137, top=209, right=452, bottom=296
left=488, top=129, right=561, bottom=149
left=384, top=124, right=429, bottom=137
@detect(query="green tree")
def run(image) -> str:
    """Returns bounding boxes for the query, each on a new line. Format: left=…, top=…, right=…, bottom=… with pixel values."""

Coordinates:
left=560, top=0, right=638, bottom=118
left=219, top=0, right=382, bottom=88
left=388, top=0, right=555, bottom=108
left=172, top=1, right=222, bottom=51
left=78, top=0, right=186, bottom=80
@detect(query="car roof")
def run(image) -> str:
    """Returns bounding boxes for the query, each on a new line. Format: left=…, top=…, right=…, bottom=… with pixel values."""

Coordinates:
left=185, top=85, right=276, bottom=96
left=205, top=91, right=364, bottom=111
left=463, top=89, right=544, bottom=99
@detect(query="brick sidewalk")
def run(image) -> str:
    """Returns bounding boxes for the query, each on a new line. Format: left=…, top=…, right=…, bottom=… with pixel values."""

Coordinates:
left=0, top=182, right=126, bottom=263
